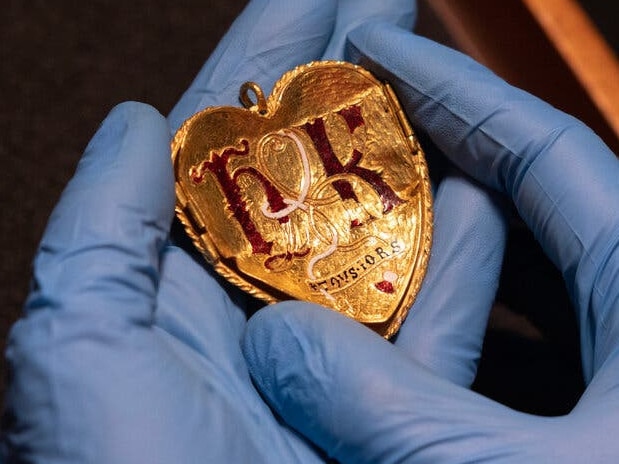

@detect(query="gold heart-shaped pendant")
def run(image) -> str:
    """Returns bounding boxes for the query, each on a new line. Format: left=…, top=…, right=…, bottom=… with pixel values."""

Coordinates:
left=172, top=61, right=432, bottom=338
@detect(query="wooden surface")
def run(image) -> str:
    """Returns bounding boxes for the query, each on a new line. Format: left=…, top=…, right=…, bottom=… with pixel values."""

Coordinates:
left=523, top=0, right=619, bottom=144
left=419, top=0, right=619, bottom=154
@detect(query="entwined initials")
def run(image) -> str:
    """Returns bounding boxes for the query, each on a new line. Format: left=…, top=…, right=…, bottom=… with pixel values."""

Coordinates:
left=189, top=104, right=404, bottom=256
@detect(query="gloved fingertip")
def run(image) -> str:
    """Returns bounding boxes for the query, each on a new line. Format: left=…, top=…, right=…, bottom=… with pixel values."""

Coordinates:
left=84, top=102, right=157, bottom=157
left=243, top=302, right=416, bottom=463
left=70, top=100, right=174, bottom=219
left=243, top=302, right=335, bottom=402
left=109, top=100, right=165, bottom=121
left=243, top=302, right=369, bottom=422
left=81, top=101, right=169, bottom=175
left=96, top=101, right=166, bottom=138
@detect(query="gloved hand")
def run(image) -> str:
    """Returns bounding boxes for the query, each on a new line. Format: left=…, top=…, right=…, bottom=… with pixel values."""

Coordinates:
left=242, top=20, right=619, bottom=463
left=1, top=2, right=418, bottom=462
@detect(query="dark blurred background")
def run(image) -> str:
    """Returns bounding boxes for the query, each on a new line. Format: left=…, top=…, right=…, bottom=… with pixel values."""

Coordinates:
left=1, top=0, right=617, bottom=415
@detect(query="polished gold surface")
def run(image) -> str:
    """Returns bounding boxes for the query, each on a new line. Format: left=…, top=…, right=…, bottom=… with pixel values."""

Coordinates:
left=172, top=61, right=432, bottom=338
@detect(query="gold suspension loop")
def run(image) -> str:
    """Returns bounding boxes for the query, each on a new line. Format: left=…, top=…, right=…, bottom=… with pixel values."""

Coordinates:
left=239, top=81, right=268, bottom=114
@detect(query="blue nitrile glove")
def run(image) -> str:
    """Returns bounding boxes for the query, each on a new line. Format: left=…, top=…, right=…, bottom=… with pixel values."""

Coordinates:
left=242, top=21, right=619, bottom=463
left=1, top=2, right=418, bottom=462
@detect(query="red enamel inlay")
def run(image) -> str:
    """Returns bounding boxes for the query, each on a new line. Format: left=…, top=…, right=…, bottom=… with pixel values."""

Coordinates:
left=338, top=105, right=365, bottom=133
left=234, top=167, right=289, bottom=224
left=302, top=117, right=359, bottom=202
left=375, top=281, right=395, bottom=294
left=350, top=219, right=362, bottom=228
left=302, top=108, right=405, bottom=214
left=192, top=140, right=272, bottom=255
left=189, top=169, right=204, bottom=184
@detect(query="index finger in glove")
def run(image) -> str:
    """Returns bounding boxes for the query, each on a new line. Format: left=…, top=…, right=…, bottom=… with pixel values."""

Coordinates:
left=347, top=23, right=619, bottom=380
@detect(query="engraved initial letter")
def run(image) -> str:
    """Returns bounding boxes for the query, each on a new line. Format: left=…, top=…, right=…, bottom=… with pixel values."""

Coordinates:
left=301, top=105, right=404, bottom=213
left=190, top=140, right=288, bottom=255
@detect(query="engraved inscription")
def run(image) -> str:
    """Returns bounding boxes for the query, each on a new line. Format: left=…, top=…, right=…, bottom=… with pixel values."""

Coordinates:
left=308, top=240, right=403, bottom=294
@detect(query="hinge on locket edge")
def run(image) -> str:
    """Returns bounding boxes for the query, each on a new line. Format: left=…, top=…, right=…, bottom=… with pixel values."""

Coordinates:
left=175, top=186, right=205, bottom=231
left=384, top=83, right=421, bottom=156
left=175, top=185, right=219, bottom=265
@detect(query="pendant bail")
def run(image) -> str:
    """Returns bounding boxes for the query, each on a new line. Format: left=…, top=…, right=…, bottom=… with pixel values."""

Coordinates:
left=240, top=81, right=268, bottom=114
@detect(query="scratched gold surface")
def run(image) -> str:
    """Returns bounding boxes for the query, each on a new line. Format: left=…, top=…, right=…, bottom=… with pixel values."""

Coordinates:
left=172, top=61, right=432, bottom=338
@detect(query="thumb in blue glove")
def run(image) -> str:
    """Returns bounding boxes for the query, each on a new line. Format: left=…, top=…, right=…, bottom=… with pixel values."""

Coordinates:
left=243, top=22, right=619, bottom=463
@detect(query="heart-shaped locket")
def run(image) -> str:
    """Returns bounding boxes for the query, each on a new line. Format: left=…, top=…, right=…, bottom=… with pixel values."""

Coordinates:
left=172, top=61, right=432, bottom=338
